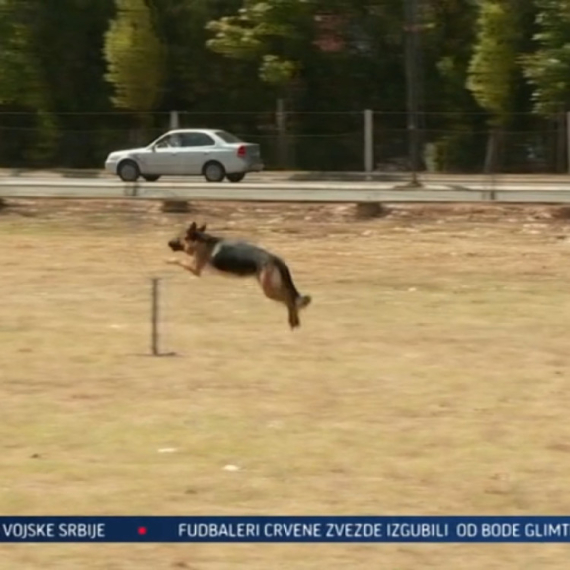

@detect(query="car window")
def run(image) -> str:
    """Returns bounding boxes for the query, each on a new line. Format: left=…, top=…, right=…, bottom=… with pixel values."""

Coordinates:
left=179, top=133, right=215, bottom=147
left=215, top=131, right=242, bottom=144
left=154, top=134, right=182, bottom=149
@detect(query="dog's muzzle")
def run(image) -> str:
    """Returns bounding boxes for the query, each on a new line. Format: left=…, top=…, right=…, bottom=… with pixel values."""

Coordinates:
left=168, top=238, right=183, bottom=252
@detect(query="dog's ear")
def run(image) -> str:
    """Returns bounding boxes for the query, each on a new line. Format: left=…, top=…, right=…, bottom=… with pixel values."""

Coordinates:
left=185, top=221, right=201, bottom=241
left=186, top=222, right=197, bottom=237
left=198, top=223, right=207, bottom=232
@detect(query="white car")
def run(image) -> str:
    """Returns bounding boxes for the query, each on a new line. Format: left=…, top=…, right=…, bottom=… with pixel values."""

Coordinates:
left=104, top=129, right=264, bottom=183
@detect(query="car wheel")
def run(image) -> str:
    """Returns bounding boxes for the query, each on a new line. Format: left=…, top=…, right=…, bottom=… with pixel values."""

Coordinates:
left=227, top=173, right=245, bottom=183
left=203, top=161, right=226, bottom=183
left=142, top=175, right=160, bottom=182
left=118, top=160, right=140, bottom=182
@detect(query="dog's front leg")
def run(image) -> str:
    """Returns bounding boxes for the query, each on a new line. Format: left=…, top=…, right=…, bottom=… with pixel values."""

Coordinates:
left=165, top=258, right=202, bottom=277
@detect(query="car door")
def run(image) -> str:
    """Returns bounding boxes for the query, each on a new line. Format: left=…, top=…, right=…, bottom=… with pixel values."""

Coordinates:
left=175, top=132, right=217, bottom=175
left=146, top=134, right=183, bottom=175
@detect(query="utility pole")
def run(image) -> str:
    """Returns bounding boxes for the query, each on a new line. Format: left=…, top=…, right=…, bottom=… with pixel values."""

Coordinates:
left=404, top=0, right=422, bottom=187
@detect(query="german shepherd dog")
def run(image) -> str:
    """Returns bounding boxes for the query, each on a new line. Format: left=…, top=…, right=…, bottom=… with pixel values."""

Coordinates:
left=166, top=222, right=312, bottom=329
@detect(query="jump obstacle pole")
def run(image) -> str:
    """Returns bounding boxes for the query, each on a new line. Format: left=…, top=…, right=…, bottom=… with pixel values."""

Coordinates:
left=150, top=277, right=176, bottom=357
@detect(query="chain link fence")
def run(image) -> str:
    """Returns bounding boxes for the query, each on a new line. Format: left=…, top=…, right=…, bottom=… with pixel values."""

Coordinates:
left=0, top=109, right=567, bottom=175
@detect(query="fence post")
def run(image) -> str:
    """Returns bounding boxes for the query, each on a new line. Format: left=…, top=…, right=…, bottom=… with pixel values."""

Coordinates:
left=170, top=110, right=180, bottom=131
left=566, top=111, right=570, bottom=174
left=364, top=109, right=374, bottom=177
left=404, top=0, right=422, bottom=187
left=276, top=98, right=287, bottom=169
left=151, top=278, right=160, bottom=356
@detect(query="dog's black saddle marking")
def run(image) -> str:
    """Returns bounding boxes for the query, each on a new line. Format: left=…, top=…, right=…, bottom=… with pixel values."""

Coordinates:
left=209, top=241, right=270, bottom=276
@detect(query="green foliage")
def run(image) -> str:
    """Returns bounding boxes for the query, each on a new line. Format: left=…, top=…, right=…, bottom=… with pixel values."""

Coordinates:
left=466, top=0, right=523, bottom=121
left=0, top=0, right=117, bottom=165
left=426, top=0, right=478, bottom=102
left=104, top=0, right=165, bottom=110
left=522, top=0, right=570, bottom=115
left=0, top=1, right=44, bottom=107
left=206, top=0, right=313, bottom=86
left=259, top=55, right=298, bottom=84
left=149, top=0, right=266, bottom=111
left=25, top=110, right=60, bottom=166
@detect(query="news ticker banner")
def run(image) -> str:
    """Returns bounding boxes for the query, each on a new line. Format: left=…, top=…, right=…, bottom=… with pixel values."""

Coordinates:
left=3, top=516, right=570, bottom=543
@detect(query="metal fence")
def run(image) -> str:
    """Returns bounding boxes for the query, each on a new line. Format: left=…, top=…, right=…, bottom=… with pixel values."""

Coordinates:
left=0, top=109, right=568, bottom=175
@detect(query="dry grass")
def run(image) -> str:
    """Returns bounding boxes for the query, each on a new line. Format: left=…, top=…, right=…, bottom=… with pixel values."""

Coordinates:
left=2, top=199, right=570, bottom=568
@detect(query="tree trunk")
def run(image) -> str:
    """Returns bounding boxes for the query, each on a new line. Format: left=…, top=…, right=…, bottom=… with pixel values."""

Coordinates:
left=556, top=111, right=565, bottom=173
left=276, top=97, right=288, bottom=170
left=484, top=127, right=502, bottom=174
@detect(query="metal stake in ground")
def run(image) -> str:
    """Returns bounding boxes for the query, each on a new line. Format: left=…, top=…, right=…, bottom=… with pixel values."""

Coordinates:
left=148, top=278, right=176, bottom=358
left=151, top=278, right=160, bottom=355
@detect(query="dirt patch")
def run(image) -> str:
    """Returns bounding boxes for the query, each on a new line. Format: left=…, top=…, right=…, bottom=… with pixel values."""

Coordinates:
left=1, top=202, right=570, bottom=568
left=3, top=198, right=570, bottom=226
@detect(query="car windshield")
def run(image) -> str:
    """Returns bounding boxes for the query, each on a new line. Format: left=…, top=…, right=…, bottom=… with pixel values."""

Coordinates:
left=148, top=135, right=167, bottom=147
left=215, top=130, right=242, bottom=143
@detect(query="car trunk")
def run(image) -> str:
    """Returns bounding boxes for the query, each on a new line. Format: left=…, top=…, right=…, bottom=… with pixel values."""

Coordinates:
left=230, top=143, right=262, bottom=163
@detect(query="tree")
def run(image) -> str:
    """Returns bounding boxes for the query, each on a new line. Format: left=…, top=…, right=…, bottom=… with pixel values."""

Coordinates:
left=466, top=0, right=531, bottom=171
left=0, top=1, right=60, bottom=165
left=0, top=1, right=43, bottom=107
left=419, top=0, right=483, bottom=172
left=104, top=0, right=165, bottom=112
left=207, top=0, right=321, bottom=168
left=0, top=0, right=116, bottom=166
left=205, top=1, right=411, bottom=169
left=467, top=0, right=523, bottom=122
left=523, top=0, right=570, bottom=115
left=206, top=0, right=312, bottom=89
left=151, top=0, right=265, bottom=112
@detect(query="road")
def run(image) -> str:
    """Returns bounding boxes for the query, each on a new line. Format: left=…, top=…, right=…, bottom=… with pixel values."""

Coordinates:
left=0, top=168, right=570, bottom=183
left=1, top=174, right=570, bottom=203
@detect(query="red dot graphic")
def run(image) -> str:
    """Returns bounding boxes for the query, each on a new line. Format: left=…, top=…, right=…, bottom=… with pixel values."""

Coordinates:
left=138, top=527, right=147, bottom=536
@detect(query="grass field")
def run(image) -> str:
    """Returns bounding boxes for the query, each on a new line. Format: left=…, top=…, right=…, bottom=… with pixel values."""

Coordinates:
left=2, top=199, right=570, bottom=569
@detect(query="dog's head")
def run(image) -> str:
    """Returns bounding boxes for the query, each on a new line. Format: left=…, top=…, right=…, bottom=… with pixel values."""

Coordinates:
left=168, top=222, right=207, bottom=254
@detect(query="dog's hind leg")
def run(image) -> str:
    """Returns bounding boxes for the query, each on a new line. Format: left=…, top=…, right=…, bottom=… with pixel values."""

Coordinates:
left=257, top=264, right=301, bottom=329
left=273, top=258, right=312, bottom=317
left=287, top=304, right=300, bottom=329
